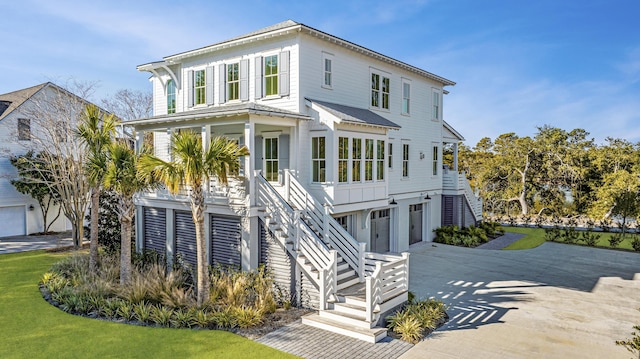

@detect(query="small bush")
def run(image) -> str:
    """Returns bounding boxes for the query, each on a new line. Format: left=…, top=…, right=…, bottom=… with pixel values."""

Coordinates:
left=150, top=305, right=173, bottom=327
left=171, top=308, right=195, bottom=328
left=210, top=309, right=237, bottom=329
left=609, top=233, right=623, bottom=248
left=631, top=236, right=640, bottom=252
left=387, top=298, right=447, bottom=344
left=133, top=302, right=153, bottom=323
left=581, top=231, right=600, bottom=247
left=233, top=307, right=264, bottom=328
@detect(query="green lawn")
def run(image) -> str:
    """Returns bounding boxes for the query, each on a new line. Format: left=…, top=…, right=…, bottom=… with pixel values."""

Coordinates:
left=0, top=251, right=298, bottom=359
left=502, top=226, right=639, bottom=251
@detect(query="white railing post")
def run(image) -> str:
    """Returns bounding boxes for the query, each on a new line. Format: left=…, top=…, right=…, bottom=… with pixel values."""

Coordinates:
left=365, top=276, right=373, bottom=322
left=402, top=252, right=410, bottom=291
left=374, top=262, right=382, bottom=304
left=323, top=204, right=330, bottom=242
left=294, top=210, right=301, bottom=251
left=319, top=268, right=327, bottom=310
left=284, top=170, right=290, bottom=203
left=331, top=250, right=338, bottom=295
left=358, top=242, right=366, bottom=281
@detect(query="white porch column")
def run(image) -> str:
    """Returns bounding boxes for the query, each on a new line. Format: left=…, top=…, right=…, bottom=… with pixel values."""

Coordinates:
left=134, top=130, right=143, bottom=154
left=166, top=128, right=173, bottom=161
left=243, top=120, right=259, bottom=270
left=453, top=142, right=459, bottom=171
left=244, top=121, right=255, bottom=206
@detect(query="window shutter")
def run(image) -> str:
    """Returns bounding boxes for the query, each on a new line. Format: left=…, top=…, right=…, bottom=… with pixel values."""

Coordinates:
left=187, top=70, right=194, bottom=108
left=279, top=134, right=290, bottom=173
left=219, top=64, right=226, bottom=103
left=206, top=66, right=214, bottom=105
left=279, top=51, right=290, bottom=96
left=254, top=56, right=263, bottom=99
left=240, top=59, right=249, bottom=101
left=255, top=135, right=263, bottom=171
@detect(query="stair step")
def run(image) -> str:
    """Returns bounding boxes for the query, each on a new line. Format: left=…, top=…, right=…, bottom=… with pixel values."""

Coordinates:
left=337, top=269, right=357, bottom=281
left=302, top=314, right=387, bottom=343
left=332, top=301, right=368, bottom=317
left=337, top=275, right=359, bottom=290
left=318, top=309, right=372, bottom=329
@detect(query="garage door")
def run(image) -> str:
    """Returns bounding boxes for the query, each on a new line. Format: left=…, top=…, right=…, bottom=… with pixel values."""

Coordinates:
left=409, top=204, right=423, bottom=245
left=370, top=209, right=390, bottom=253
left=0, top=206, right=26, bottom=237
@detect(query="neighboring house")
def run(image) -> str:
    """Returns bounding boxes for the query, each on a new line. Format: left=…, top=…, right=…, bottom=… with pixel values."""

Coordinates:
left=0, top=83, right=83, bottom=237
left=129, top=20, right=481, bottom=342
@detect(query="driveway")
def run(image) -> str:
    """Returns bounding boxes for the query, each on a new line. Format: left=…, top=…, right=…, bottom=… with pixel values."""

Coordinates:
left=401, top=242, right=640, bottom=359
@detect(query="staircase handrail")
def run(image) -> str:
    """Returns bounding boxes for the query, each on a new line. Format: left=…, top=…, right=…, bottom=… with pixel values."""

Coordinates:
left=284, top=170, right=365, bottom=280
left=255, top=172, right=334, bottom=290
left=458, top=172, right=482, bottom=220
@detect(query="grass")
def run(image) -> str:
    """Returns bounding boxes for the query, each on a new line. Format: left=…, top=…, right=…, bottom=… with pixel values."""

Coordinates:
left=502, top=226, right=639, bottom=251
left=0, top=250, right=298, bottom=359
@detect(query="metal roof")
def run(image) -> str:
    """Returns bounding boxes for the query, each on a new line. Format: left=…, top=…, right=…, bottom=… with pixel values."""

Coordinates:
left=306, top=98, right=401, bottom=129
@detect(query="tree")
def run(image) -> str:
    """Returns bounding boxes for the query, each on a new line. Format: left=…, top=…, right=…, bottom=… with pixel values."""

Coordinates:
left=10, top=151, right=62, bottom=233
left=76, top=104, right=117, bottom=271
left=101, top=89, right=153, bottom=147
left=104, top=141, right=153, bottom=285
left=590, top=170, right=640, bottom=226
left=14, top=81, right=95, bottom=247
left=137, top=132, right=249, bottom=306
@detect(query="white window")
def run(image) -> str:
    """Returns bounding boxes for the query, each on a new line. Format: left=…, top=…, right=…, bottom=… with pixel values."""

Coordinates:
left=167, top=79, right=176, bottom=114
left=402, top=143, right=409, bottom=177
left=388, top=142, right=393, bottom=169
left=402, top=80, right=410, bottom=115
left=371, top=71, right=390, bottom=110
left=432, top=89, right=441, bottom=121
left=322, top=53, right=333, bottom=88
left=377, top=140, right=385, bottom=180
left=352, top=138, right=362, bottom=182
left=312, top=137, right=326, bottom=183
left=227, top=63, right=239, bottom=101
left=365, top=139, right=374, bottom=181
left=432, top=144, right=439, bottom=176
left=194, top=69, right=206, bottom=105
left=338, top=137, right=349, bottom=183
left=264, top=55, right=279, bottom=96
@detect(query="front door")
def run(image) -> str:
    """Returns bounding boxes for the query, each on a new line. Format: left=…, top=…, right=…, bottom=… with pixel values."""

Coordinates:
left=409, top=204, right=423, bottom=245
left=264, top=137, right=278, bottom=182
left=370, top=209, right=390, bottom=252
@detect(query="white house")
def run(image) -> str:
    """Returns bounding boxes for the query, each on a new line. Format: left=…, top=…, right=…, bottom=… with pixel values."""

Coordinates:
left=128, top=20, right=481, bottom=342
left=0, top=83, right=78, bottom=237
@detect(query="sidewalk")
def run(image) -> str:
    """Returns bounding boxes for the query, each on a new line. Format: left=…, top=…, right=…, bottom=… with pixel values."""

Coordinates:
left=0, top=232, right=76, bottom=254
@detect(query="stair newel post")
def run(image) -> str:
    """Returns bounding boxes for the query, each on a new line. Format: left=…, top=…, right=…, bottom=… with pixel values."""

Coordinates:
left=293, top=210, right=301, bottom=251
left=365, top=276, right=372, bottom=322
left=358, top=243, right=366, bottom=281
left=402, top=252, right=410, bottom=291
left=319, top=268, right=327, bottom=310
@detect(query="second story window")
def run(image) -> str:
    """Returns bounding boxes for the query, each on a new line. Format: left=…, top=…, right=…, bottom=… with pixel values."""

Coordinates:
left=352, top=138, right=362, bottom=182
left=18, top=118, right=30, bottom=141
left=167, top=79, right=176, bottom=114
left=338, top=137, right=348, bottom=183
left=324, top=58, right=332, bottom=87
left=402, top=143, right=409, bottom=177
left=194, top=69, right=206, bottom=105
left=312, top=137, right=326, bottom=183
left=388, top=142, right=393, bottom=169
left=264, top=55, right=278, bottom=96
left=227, top=63, right=240, bottom=101
left=402, top=81, right=410, bottom=115
left=371, top=72, right=390, bottom=110
left=433, top=145, right=439, bottom=176
left=365, top=139, right=374, bottom=181
left=432, top=89, right=441, bottom=121
left=377, top=140, right=385, bottom=180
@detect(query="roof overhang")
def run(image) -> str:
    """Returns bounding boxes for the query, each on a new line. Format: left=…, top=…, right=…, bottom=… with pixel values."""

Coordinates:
left=443, top=120, right=465, bottom=142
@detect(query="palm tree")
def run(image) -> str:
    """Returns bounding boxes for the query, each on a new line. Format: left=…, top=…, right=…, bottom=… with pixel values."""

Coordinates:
left=77, top=105, right=117, bottom=272
left=103, top=140, right=153, bottom=285
left=137, top=131, right=249, bottom=306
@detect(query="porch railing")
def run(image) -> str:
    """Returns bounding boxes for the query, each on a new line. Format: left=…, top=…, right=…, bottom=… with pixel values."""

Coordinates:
left=364, top=252, right=410, bottom=322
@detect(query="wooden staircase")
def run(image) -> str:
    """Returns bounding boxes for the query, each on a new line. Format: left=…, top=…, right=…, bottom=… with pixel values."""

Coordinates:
left=254, top=171, right=410, bottom=343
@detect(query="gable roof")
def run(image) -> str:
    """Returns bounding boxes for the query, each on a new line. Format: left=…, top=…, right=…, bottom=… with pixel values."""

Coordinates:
left=140, top=20, right=455, bottom=87
left=306, top=98, right=401, bottom=129
left=0, top=83, right=48, bottom=122
left=443, top=120, right=465, bottom=142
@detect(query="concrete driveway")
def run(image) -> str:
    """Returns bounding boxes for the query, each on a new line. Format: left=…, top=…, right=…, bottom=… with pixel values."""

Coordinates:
left=401, top=242, right=640, bottom=359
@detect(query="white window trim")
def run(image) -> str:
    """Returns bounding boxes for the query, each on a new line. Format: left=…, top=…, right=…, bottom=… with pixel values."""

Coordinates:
left=401, top=78, right=411, bottom=116
left=401, top=141, right=410, bottom=179
left=431, top=88, right=442, bottom=121
left=311, top=136, right=326, bottom=183
left=322, top=52, right=334, bottom=89
left=337, top=132, right=387, bottom=185
left=432, top=142, right=440, bottom=177
left=370, top=68, right=391, bottom=112
left=192, top=67, right=207, bottom=107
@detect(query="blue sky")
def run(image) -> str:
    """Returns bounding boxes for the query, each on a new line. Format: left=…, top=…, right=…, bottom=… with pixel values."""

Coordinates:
left=2, top=0, right=639, bottom=146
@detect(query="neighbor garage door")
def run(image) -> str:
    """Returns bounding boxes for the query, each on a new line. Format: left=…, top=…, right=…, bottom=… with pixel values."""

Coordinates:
left=0, top=206, right=26, bottom=237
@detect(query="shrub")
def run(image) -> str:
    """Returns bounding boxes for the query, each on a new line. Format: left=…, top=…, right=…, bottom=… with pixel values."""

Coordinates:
left=150, top=305, right=173, bottom=327
left=233, top=307, right=264, bottom=328
left=631, top=236, right=640, bottom=252
left=133, top=302, right=153, bottom=323
left=116, top=301, right=135, bottom=321
left=171, top=308, right=196, bottom=328
left=609, top=233, right=624, bottom=248
left=581, top=231, right=600, bottom=247
left=210, top=309, right=237, bottom=328
left=84, top=190, right=134, bottom=254
left=387, top=298, right=447, bottom=344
